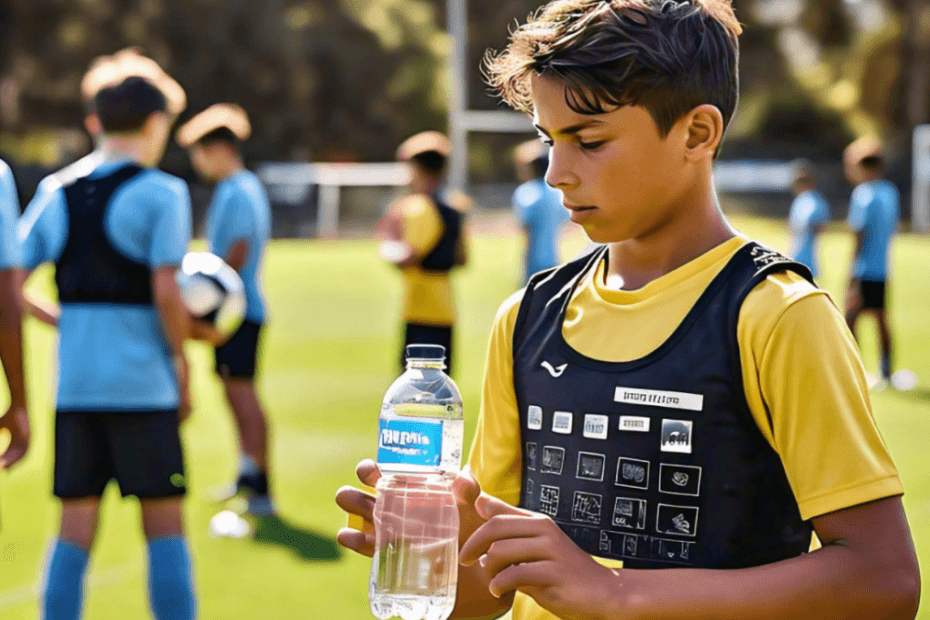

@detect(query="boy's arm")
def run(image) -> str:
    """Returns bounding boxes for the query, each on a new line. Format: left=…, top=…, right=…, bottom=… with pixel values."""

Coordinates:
left=153, top=267, right=191, bottom=419
left=462, top=495, right=918, bottom=620
left=0, top=267, right=29, bottom=469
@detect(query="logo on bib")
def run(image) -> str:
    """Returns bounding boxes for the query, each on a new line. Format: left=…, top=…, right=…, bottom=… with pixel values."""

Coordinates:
left=619, top=416, right=650, bottom=432
left=583, top=414, right=609, bottom=439
left=541, top=361, right=568, bottom=377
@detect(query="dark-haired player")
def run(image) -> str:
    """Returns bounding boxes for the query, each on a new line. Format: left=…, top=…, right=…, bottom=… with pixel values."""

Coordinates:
left=787, top=159, right=829, bottom=277
left=21, top=76, right=196, bottom=620
left=376, top=131, right=468, bottom=376
left=513, top=139, right=570, bottom=284
left=843, top=137, right=900, bottom=390
left=177, top=104, right=274, bottom=516
left=338, top=2, right=920, bottom=619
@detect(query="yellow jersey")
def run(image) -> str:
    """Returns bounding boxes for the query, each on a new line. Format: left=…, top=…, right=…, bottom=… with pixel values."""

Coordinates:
left=468, top=235, right=902, bottom=620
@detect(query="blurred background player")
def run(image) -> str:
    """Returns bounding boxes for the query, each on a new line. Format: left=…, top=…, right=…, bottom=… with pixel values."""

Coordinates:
left=0, top=156, right=28, bottom=470
left=176, top=104, right=274, bottom=516
left=376, top=131, right=468, bottom=376
left=843, top=137, right=900, bottom=390
left=19, top=76, right=196, bottom=620
left=786, top=158, right=830, bottom=277
left=512, top=138, right=569, bottom=284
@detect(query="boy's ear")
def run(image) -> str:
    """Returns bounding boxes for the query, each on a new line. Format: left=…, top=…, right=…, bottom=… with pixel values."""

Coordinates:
left=684, top=105, right=724, bottom=160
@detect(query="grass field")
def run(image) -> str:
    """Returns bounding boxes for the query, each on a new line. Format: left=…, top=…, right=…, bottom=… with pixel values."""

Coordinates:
left=1, top=214, right=929, bottom=619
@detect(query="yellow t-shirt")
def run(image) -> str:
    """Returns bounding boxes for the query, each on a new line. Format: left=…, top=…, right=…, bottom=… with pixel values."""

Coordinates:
left=468, top=236, right=903, bottom=620
left=392, top=194, right=457, bottom=326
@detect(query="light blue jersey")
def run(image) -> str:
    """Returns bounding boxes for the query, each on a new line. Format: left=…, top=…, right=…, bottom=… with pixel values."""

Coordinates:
left=847, top=179, right=899, bottom=282
left=205, top=170, right=270, bottom=323
left=0, top=159, right=21, bottom=271
left=788, top=190, right=830, bottom=277
left=513, top=178, right=569, bottom=282
left=19, top=158, right=191, bottom=411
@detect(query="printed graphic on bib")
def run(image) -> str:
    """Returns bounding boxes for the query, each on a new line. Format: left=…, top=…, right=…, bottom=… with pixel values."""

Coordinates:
left=526, top=442, right=538, bottom=470
left=540, top=485, right=561, bottom=517
left=659, top=464, right=702, bottom=496
left=527, top=405, right=543, bottom=430
left=660, top=419, right=693, bottom=454
left=576, top=452, right=606, bottom=481
left=615, top=387, right=704, bottom=412
left=552, top=411, right=573, bottom=434
left=616, top=457, right=650, bottom=490
left=612, top=497, right=647, bottom=530
left=656, top=504, right=699, bottom=538
left=583, top=414, right=609, bottom=439
left=541, top=446, right=566, bottom=475
left=377, top=418, right=443, bottom=467
left=619, top=416, right=651, bottom=432
left=571, top=491, right=603, bottom=525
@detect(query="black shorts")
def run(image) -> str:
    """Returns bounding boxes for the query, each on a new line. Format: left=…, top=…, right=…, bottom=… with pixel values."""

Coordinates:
left=215, top=319, right=263, bottom=379
left=858, top=279, right=887, bottom=310
left=403, top=322, right=453, bottom=375
left=54, top=410, right=186, bottom=499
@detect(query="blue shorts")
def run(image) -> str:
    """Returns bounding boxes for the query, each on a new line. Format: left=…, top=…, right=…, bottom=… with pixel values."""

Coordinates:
left=215, top=319, right=263, bottom=379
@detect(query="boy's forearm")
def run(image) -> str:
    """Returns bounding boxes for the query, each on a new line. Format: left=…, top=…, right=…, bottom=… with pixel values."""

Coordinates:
left=0, top=269, right=26, bottom=407
left=152, top=268, right=190, bottom=358
left=618, top=542, right=918, bottom=620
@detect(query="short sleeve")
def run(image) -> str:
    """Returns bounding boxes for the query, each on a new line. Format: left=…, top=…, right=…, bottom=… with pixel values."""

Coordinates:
left=19, top=181, right=67, bottom=270
left=208, top=188, right=253, bottom=260
left=0, top=162, right=21, bottom=270
left=467, top=289, right=526, bottom=506
left=847, top=187, right=872, bottom=232
left=395, top=196, right=442, bottom=256
left=813, top=195, right=830, bottom=225
left=739, top=274, right=902, bottom=521
left=148, top=179, right=191, bottom=268
left=513, top=185, right=537, bottom=228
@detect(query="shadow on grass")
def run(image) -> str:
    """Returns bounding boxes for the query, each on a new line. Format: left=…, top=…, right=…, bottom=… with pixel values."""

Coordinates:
left=893, top=387, right=930, bottom=404
left=252, top=514, right=343, bottom=562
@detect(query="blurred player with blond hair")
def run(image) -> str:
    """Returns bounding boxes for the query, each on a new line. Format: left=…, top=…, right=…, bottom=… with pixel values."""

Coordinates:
left=21, top=72, right=196, bottom=619
left=177, top=104, right=274, bottom=515
left=376, top=131, right=468, bottom=375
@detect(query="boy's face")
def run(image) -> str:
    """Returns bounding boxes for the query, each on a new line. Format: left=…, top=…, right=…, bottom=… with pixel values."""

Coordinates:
left=531, top=74, right=694, bottom=244
left=189, top=143, right=223, bottom=182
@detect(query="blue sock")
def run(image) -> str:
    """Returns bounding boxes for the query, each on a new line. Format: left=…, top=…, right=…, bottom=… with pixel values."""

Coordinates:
left=42, top=539, right=89, bottom=620
left=147, top=537, right=196, bottom=620
left=881, top=354, right=892, bottom=379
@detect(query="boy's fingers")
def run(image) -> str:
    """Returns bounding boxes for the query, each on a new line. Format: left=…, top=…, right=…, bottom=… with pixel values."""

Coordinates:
left=356, top=459, right=382, bottom=487
left=336, top=527, right=375, bottom=557
left=452, top=466, right=481, bottom=506
left=476, top=537, right=552, bottom=580
left=475, top=493, right=532, bottom=521
left=488, top=560, right=559, bottom=599
left=460, top=514, right=540, bottom=565
left=335, top=485, right=376, bottom=522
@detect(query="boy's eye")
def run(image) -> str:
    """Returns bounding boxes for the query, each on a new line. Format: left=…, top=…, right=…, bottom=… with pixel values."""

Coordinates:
left=538, top=136, right=553, bottom=147
left=579, top=140, right=606, bottom=150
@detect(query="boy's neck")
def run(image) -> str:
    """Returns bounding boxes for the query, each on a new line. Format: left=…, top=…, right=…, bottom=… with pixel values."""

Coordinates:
left=99, top=137, right=152, bottom=168
left=216, top=159, right=245, bottom=181
left=605, top=182, right=735, bottom=290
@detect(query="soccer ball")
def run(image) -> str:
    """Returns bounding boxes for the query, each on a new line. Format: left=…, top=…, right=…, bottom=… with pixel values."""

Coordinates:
left=175, top=252, right=247, bottom=339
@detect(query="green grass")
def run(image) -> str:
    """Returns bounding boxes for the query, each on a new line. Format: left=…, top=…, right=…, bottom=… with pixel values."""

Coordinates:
left=0, top=215, right=929, bottom=619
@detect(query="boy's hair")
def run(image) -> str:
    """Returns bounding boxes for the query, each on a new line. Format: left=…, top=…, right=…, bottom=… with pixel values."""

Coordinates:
left=94, top=76, right=168, bottom=134
left=410, top=151, right=448, bottom=177
left=484, top=0, right=742, bottom=137
left=196, top=126, right=242, bottom=148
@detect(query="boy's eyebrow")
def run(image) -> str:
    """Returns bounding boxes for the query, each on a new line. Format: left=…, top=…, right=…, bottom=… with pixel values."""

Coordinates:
left=535, top=120, right=605, bottom=137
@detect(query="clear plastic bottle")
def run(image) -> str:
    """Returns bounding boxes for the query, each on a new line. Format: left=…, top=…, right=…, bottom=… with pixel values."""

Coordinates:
left=369, top=344, right=463, bottom=620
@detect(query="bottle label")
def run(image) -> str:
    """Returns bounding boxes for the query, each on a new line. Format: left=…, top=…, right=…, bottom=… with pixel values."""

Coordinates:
left=377, top=418, right=443, bottom=467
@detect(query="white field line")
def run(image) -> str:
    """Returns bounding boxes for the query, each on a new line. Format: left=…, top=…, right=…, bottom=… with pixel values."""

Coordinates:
left=0, top=558, right=142, bottom=611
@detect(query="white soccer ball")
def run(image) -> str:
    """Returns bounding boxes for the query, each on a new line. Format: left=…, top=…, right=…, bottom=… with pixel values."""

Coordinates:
left=175, top=252, right=247, bottom=339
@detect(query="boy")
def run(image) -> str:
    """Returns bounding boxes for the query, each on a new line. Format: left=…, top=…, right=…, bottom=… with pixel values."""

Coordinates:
left=843, top=137, right=900, bottom=389
left=20, top=76, right=196, bottom=620
left=376, top=131, right=468, bottom=375
left=787, top=159, right=830, bottom=277
left=0, top=157, right=28, bottom=469
left=338, top=2, right=919, bottom=619
left=512, top=139, right=570, bottom=284
left=176, top=104, right=274, bottom=516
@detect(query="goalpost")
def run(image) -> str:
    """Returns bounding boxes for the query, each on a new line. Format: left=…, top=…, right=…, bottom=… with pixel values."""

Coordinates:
left=913, top=124, right=930, bottom=233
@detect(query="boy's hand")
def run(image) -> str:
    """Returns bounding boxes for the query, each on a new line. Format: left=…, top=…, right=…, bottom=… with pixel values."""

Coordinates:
left=460, top=494, right=623, bottom=620
left=189, top=319, right=225, bottom=347
left=0, top=405, right=30, bottom=469
left=335, top=459, right=382, bottom=556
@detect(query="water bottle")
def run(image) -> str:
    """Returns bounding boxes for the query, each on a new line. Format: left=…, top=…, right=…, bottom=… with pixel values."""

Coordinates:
left=369, top=344, right=463, bottom=620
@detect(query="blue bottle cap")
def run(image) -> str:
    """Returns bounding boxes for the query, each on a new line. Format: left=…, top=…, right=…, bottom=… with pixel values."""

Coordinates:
left=405, top=344, right=446, bottom=361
